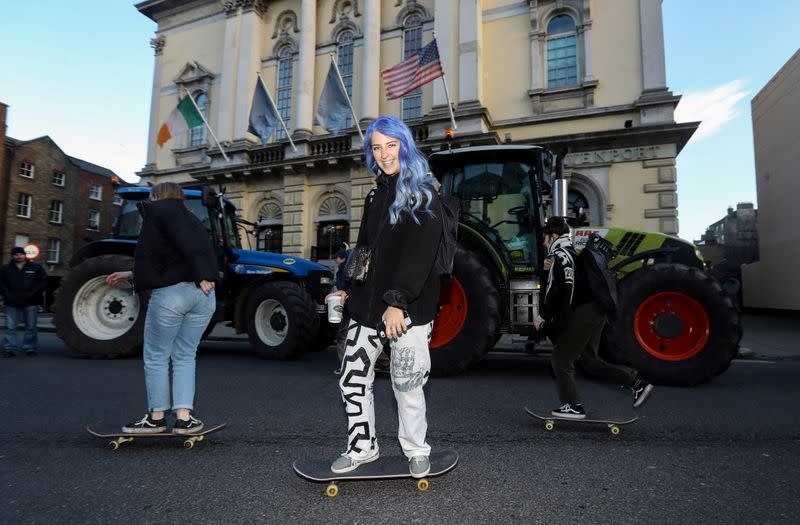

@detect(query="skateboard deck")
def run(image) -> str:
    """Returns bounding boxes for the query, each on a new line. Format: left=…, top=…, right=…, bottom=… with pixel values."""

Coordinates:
left=525, top=407, right=636, bottom=435
left=87, top=422, right=227, bottom=450
left=293, top=449, right=458, bottom=497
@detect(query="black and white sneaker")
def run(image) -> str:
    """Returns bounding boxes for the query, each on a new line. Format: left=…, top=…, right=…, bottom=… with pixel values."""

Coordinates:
left=551, top=403, right=586, bottom=419
left=173, top=414, right=204, bottom=434
left=122, top=414, right=167, bottom=434
left=631, top=378, right=654, bottom=408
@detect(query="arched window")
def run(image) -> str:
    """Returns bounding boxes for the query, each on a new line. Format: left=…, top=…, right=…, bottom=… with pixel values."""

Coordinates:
left=336, top=30, right=355, bottom=129
left=189, top=91, right=207, bottom=146
left=256, top=201, right=283, bottom=253
left=546, top=15, right=578, bottom=88
left=275, top=46, right=293, bottom=140
left=568, top=189, right=590, bottom=227
left=402, top=14, right=423, bottom=121
left=316, top=194, right=349, bottom=260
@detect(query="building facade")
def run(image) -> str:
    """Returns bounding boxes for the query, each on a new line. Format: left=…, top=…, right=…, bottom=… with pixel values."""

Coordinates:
left=136, top=0, right=697, bottom=260
left=0, top=104, right=126, bottom=286
left=741, top=49, right=800, bottom=311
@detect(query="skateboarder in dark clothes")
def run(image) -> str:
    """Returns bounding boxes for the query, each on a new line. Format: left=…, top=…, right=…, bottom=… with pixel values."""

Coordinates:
left=1, top=247, right=47, bottom=357
left=535, top=218, right=653, bottom=419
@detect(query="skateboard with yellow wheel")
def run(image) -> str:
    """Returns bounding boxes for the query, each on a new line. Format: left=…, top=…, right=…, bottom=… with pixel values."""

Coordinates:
left=293, top=449, right=458, bottom=497
left=525, top=407, right=637, bottom=435
left=86, top=422, right=227, bottom=450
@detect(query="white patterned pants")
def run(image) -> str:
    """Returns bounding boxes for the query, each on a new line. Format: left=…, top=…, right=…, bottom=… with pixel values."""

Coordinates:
left=338, top=320, right=433, bottom=460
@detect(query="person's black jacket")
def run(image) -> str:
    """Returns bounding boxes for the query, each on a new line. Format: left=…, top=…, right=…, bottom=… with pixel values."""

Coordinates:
left=0, top=260, right=47, bottom=307
left=133, top=198, right=219, bottom=293
left=346, top=173, right=443, bottom=328
left=540, top=237, right=595, bottom=338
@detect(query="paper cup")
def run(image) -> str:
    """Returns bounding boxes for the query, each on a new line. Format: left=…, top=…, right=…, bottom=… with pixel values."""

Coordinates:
left=327, top=295, right=343, bottom=323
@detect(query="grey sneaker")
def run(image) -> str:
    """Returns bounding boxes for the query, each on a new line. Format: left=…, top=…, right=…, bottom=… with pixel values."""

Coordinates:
left=330, top=451, right=379, bottom=473
left=409, top=456, right=430, bottom=478
left=631, top=378, right=654, bottom=408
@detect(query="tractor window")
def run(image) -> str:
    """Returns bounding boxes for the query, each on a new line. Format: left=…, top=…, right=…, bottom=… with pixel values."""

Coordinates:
left=452, top=161, right=539, bottom=266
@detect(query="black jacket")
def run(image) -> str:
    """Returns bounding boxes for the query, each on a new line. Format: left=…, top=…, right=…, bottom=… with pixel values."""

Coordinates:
left=346, top=174, right=443, bottom=328
left=0, top=260, right=47, bottom=307
left=133, top=199, right=219, bottom=293
left=541, top=236, right=595, bottom=337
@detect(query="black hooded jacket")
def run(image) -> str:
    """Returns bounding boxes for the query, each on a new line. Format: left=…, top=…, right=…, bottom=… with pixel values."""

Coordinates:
left=132, top=199, right=219, bottom=293
left=346, top=173, right=443, bottom=328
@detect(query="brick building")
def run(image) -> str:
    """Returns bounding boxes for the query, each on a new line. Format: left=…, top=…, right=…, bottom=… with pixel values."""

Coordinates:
left=0, top=103, right=127, bottom=293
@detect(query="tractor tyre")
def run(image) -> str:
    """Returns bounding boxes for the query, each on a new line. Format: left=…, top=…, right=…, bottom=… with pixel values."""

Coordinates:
left=603, top=263, right=742, bottom=386
left=429, top=247, right=501, bottom=376
left=244, top=280, right=316, bottom=360
left=53, top=255, right=144, bottom=359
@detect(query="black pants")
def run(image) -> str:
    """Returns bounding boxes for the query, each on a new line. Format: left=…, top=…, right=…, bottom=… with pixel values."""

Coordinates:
left=551, top=302, right=637, bottom=405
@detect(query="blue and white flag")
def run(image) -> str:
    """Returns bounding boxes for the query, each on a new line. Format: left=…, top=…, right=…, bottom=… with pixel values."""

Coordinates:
left=247, top=80, right=281, bottom=144
left=315, top=62, right=351, bottom=134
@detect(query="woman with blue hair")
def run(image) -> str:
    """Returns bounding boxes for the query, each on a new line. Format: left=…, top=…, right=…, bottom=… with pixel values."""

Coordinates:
left=325, top=115, right=443, bottom=478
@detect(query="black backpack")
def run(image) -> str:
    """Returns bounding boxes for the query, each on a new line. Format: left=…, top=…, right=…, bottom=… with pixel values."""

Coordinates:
left=434, top=195, right=460, bottom=277
left=578, top=233, right=618, bottom=316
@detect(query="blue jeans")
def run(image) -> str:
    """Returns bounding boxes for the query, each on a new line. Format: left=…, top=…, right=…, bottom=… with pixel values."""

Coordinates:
left=4, top=305, right=38, bottom=353
left=142, top=282, right=215, bottom=412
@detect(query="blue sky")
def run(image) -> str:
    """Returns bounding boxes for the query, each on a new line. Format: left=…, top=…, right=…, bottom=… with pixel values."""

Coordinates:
left=1, top=1, right=797, bottom=243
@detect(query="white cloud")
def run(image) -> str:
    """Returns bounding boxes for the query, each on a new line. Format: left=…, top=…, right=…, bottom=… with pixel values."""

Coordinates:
left=675, top=79, right=750, bottom=141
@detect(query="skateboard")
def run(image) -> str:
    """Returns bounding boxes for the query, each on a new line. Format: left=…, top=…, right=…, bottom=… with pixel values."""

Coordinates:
left=524, top=407, right=636, bottom=435
left=86, top=422, right=227, bottom=450
left=293, top=448, right=458, bottom=497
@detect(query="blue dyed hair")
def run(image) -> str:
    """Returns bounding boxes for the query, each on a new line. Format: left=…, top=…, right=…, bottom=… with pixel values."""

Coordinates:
left=364, top=115, right=436, bottom=225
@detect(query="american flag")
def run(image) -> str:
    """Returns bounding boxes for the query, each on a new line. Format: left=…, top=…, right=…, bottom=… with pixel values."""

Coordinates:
left=381, top=39, right=444, bottom=100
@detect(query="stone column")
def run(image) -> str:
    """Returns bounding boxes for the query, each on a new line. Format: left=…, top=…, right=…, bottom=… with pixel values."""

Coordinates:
left=639, top=0, right=668, bottom=92
left=293, top=0, right=317, bottom=139
left=579, top=0, right=595, bottom=83
left=217, top=4, right=240, bottom=143
left=529, top=1, right=544, bottom=92
left=359, top=0, right=380, bottom=125
left=457, top=0, right=482, bottom=105
left=145, top=36, right=165, bottom=168
left=433, top=0, right=456, bottom=108
left=233, top=3, right=265, bottom=142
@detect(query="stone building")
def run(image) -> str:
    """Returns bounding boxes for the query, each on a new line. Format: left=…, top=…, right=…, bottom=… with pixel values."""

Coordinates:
left=742, top=49, right=800, bottom=310
left=0, top=103, right=126, bottom=286
left=135, top=0, right=697, bottom=260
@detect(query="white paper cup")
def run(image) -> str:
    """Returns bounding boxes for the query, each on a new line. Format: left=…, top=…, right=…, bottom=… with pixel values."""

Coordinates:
left=327, top=295, right=343, bottom=323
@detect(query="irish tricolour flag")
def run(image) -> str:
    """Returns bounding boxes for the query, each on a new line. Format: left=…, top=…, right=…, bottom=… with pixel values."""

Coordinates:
left=156, top=96, right=204, bottom=148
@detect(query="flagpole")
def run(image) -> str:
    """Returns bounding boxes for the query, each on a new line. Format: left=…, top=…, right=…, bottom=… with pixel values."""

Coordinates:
left=329, top=53, right=364, bottom=140
left=257, top=72, right=297, bottom=152
left=432, top=32, right=457, bottom=130
left=183, top=89, right=230, bottom=162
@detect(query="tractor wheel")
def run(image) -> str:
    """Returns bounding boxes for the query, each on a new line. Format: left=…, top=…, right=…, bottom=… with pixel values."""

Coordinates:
left=429, top=247, right=501, bottom=376
left=603, top=263, right=742, bottom=386
left=53, top=255, right=144, bottom=359
left=244, top=281, right=316, bottom=360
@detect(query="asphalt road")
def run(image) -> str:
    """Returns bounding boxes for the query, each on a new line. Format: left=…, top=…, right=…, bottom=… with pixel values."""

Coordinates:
left=1, top=333, right=798, bottom=524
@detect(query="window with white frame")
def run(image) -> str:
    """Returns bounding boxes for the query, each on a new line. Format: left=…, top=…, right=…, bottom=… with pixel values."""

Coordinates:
left=189, top=92, right=207, bottom=147
left=113, top=194, right=123, bottom=206
left=52, top=171, right=66, bottom=187
left=17, top=193, right=32, bottom=218
left=275, top=46, right=293, bottom=140
left=546, top=15, right=578, bottom=88
left=87, top=209, right=100, bottom=231
left=89, top=183, right=102, bottom=200
left=46, top=238, right=61, bottom=264
left=14, top=234, right=29, bottom=248
left=48, top=201, right=64, bottom=224
left=19, top=162, right=34, bottom=178
left=402, top=15, right=423, bottom=121
left=336, top=30, right=355, bottom=129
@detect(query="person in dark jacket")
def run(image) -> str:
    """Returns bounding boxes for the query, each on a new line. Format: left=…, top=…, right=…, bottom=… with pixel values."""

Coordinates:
left=1, top=247, right=47, bottom=357
left=105, top=182, right=218, bottom=435
left=325, top=115, right=443, bottom=479
left=535, top=218, right=653, bottom=419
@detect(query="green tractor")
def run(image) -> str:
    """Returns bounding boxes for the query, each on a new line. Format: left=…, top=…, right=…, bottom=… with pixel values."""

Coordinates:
left=427, top=145, right=741, bottom=386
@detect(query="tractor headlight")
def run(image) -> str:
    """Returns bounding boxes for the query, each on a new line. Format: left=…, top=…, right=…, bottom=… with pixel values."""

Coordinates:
left=320, top=277, right=334, bottom=285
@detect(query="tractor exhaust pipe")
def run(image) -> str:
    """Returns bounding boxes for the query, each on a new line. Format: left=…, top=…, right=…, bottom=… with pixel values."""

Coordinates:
left=552, top=149, right=568, bottom=218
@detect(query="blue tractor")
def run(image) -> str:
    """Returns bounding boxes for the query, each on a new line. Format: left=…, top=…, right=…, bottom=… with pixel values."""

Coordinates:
left=52, top=186, right=334, bottom=359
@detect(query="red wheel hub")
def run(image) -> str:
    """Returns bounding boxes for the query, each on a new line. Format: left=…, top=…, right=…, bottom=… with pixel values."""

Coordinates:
left=430, top=278, right=468, bottom=348
left=634, top=291, right=710, bottom=361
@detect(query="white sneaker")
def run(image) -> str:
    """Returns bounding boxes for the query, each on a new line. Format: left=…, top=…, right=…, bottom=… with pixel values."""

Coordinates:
left=330, top=451, right=379, bottom=473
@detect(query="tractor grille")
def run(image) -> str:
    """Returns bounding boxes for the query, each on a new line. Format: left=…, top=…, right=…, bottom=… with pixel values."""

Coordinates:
left=616, top=232, right=646, bottom=257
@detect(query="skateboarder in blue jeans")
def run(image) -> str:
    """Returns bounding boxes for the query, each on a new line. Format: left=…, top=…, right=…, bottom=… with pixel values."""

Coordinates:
left=106, top=182, right=218, bottom=435
left=325, top=116, right=443, bottom=479
left=535, top=217, right=654, bottom=419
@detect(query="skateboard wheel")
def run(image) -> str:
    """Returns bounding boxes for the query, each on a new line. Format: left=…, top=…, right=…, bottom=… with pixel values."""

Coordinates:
left=610, top=426, right=620, bottom=435
left=417, top=479, right=429, bottom=491
left=544, top=421, right=554, bottom=431
left=325, top=483, right=339, bottom=497
left=184, top=439, right=195, bottom=449
left=109, top=441, right=119, bottom=450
